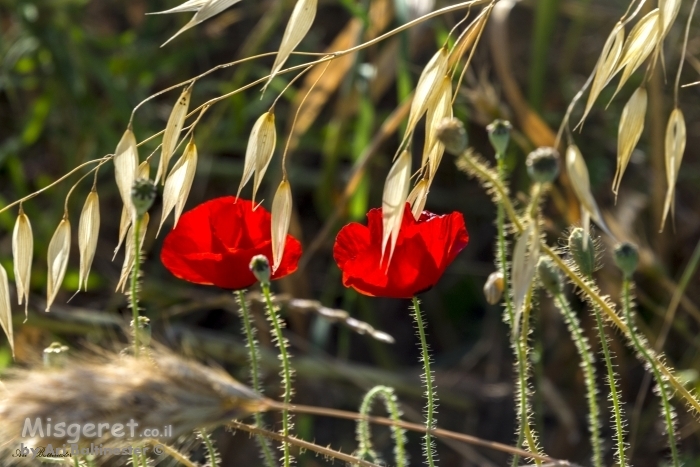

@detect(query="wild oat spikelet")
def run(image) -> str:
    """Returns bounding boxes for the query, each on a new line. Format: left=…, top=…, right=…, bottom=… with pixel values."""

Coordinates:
left=0, top=348, right=269, bottom=460
left=12, top=206, right=33, bottom=318
left=271, top=180, right=293, bottom=273
left=157, top=85, right=192, bottom=184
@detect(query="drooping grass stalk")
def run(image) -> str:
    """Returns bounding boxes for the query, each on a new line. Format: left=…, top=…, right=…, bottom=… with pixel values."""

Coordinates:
left=199, top=429, right=220, bottom=467
left=261, top=283, right=294, bottom=467
left=554, top=293, right=602, bottom=467
left=356, top=385, right=408, bottom=467
left=410, top=297, right=438, bottom=467
left=130, top=214, right=142, bottom=357
left=235, top=290, right=278, bottom=467
left=622, top=279, right=679, bottom=467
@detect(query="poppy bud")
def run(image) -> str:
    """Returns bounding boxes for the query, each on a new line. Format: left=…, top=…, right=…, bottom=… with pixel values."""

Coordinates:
left=568, top=227, right=596, bottom=277
left=131, top=178, right=157, bottom=217
left=613, top=242, right=639, bottom=278
left=483, top=271, right=504, bottom=305
left=436, top=118, right=468, bottom=155
left=486, top=119, right=512, bottom=156
left=249, top=254, right=271, bottom=286
left=131, top=316, right=152, bottom=347
left=43, top=342, right=69, bottom=368
left=526, top=147, right=560, bottom=183
left=537, top=258, right=562, bottom=295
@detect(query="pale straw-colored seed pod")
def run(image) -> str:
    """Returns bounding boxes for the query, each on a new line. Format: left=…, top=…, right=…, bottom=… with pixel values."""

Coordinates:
left=660, top=108, right=686, bottom=232
left=422, top=76, right=453, bottom=178
left=483, top=271, right=504, bottom=305
left=113, top=127, right=139, bottom=222
left=264, top=0, right=318, bottom=92
left=0, top=264, right=14, bottom=358
left=12, top=206, right=32, bottom=318
left=407, top=178, right=429, bottom=221
left=157, top=85, right=192, bottom=184
left=237, top=111, right=277, bottom=203
left=160, top=0, right=244, bottom=46
left=565, top=144, right=610, bottom=243
left=613, top=87, right=647, bottom=201
left=613, top=9, right=660, bottom=96
left=400, top=47, right=449, bottom=152
left=511, top=223, right=540, bottom=340
left=46, top=216, right=71, bottom=312
left=78, top=189, right=100, bottom=291
left=580, top=23, right=624, bottom=126
left=381, top=149, right=411, bottom=267
left=159, top=138, right=198, bottom=235
left=117, top=213, right=149, bottom=293
left=271, top=180, right=293, bottom=273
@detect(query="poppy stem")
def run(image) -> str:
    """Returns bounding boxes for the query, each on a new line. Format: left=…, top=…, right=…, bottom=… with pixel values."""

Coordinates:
left=261, top=283, right=294, bottom=467
left=411, top=296, right=438, bottom=467
left=236, top=290, right=278, bottom=467
left=130, top=214, right=142, bottom=357
left=621, top=279, right=679, bottom=467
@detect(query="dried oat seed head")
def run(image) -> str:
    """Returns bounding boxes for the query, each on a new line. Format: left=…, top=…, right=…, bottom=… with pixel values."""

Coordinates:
left=263, top=0, right=318, bottom=92
left=407, top=178, right=429, bottom=220
left=613, top=9, right=660, bottom=96
left=114, top=127, right=139, bottom=221
left=12, top=207, right=32, bottom=318
left=0, top=263, right=14, bottom=358
left=401, top=48, right=449, bottom=151
left=381, top=149, right=411, bottom=267
left=237, top=111, right=277, bottom=203
left=159, top=139, right=198, bottom=235
left=157, top=85, right=192, bottom=184
left=46, top=216, right=71, bottom=312
left=271, top=180, right=293, bottom=273
left=613, top=87, right=647, bottom=201
left=565, top=144, right=609, bottom=241
left=116, top=213, right=149, bottom=293
left=78, top=189, right=100, bottom=292
left=661, top=108, right=686, bottom=231
left=580, top=23, right=624, bottom=126
left=422, top=76, right=453, bottom=177
left=160, top=0, right=244, bottom=46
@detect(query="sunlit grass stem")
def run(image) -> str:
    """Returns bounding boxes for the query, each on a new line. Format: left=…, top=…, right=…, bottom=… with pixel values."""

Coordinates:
left=130, top=214, right=142, bottom=357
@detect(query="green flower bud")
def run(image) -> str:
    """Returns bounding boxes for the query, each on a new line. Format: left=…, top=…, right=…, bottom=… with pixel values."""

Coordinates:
left=537, top=257, right=562, bottom=295
left=568, top=227, right=596, bottom=277
left=526, top=147, right=560, bottom=183
left=131, top=316, right=152, bottom=347
left=483, top=271, right=504, bottom=305
left=43, top=341, right=69, bottom=368
left=486, top=119, right=512, bottom=156
left=249, top=254, right=271, bottom=286
left=131, top=177, right=157, bottom=216
left=436, top=118, right=468, bottom=155
left=613, top=242, right=639, bottom=278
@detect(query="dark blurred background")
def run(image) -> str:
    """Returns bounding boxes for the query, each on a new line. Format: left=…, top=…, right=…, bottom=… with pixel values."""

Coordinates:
left=2, top=0, right=700, bottom=465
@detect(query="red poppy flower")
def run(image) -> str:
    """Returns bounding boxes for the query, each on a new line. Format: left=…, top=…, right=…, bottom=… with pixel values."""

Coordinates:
left=333, top=203, right=468, bottom=298
left=161, top=196, right=302, bottom=290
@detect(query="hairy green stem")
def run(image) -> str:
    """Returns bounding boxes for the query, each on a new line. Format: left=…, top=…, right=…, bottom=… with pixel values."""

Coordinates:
left=236, top=290, right=278, bottom=467
left=261, top=283, right=294, bottom=467
left=130, top=215, right=142, bottom=357
left=356, top=385, right=408, bottom=467
left=554, top=293, right=602, bottom=467
left=591, top=303, right=627, bottom=467
left=456, top=150, right=700, bottom=416
left=622, top=279, right=679, bottom=467
left=199, top=429, right=219, bottom=467
left=411, top=297, right=438, bottom=467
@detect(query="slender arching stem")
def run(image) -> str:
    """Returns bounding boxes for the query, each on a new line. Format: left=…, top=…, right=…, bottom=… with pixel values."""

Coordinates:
left=130, top=214, right=142, bottom=356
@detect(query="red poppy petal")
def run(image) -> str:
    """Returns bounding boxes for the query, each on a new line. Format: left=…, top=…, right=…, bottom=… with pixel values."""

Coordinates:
left=161, top=244, right=222, bottom=286
left=333, top=222, right=370, bottom=270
